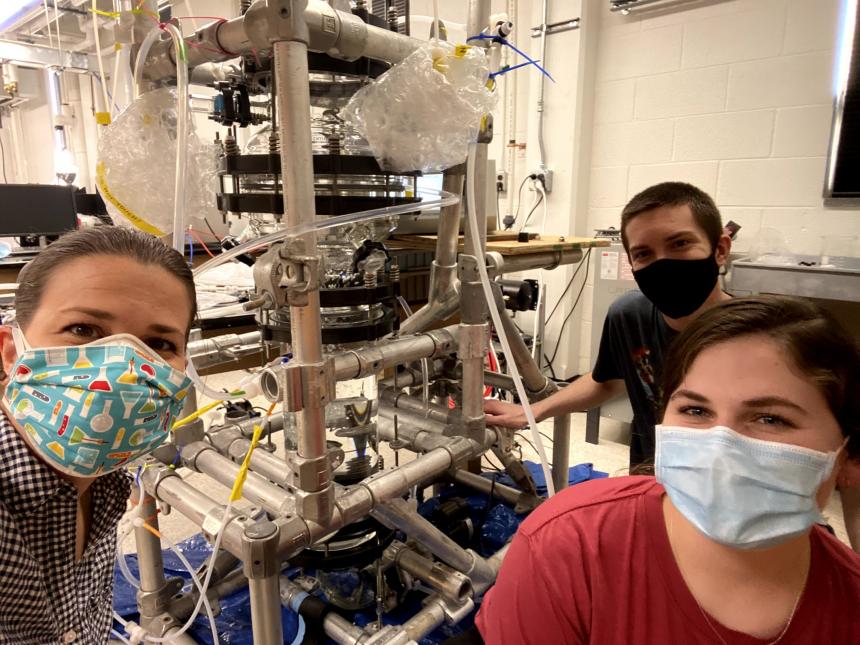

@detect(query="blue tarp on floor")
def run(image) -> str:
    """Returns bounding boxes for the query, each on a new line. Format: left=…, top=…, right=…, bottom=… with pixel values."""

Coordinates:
left=113, top=462, right=607, bottom=644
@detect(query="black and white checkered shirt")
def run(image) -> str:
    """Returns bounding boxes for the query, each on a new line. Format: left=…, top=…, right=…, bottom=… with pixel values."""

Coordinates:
left=0, top=411, right=130, bottom=644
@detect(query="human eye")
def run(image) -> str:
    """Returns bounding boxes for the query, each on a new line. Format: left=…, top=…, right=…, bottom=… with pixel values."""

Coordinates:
left=671, top=238, right=691, bottom=249
left=752, top=413, right=795, bottom=428
left=143, top=337, right=179, bottom=356
left=678, top=405, right=713, bottom=420
left=632, top=249, right=652, bottom=261
left=61, top=323, right=102, bottom=342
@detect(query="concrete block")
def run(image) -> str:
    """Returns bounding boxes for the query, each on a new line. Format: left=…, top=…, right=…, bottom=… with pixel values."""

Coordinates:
left=596, top=25, right=683, bottom=80
left=634, top=66, right=728, bottom=119
left=628, top=161, right=720, bottom=199
left=673, top=110, right=775, bottom=161
left=590, top=166, right=629, bottom=208
left=772, top=105, right=834, bottom=158
left=784, top=0, right=840, bottom=54
left=717, top=157, right=827, bottom=207
left=594, top=79, right=636, bottom=124
left=727, top=51, right=833, bottom=110
left=592, top=120, right=675, bottom=166
left=588, top=207, right=624, bottom=233
left=682, top=5, right=784, bottom=68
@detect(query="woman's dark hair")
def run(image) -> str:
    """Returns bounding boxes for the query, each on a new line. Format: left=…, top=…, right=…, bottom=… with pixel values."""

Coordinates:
left=660, top=295, right=860, bottom=458
left=620, top=182, right=723, bottom=254
left=14, top=226, right=197, bottom=331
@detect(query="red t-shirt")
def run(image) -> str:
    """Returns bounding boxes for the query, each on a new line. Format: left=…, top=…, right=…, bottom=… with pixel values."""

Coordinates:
left=476, top=476, right=860, bottom=644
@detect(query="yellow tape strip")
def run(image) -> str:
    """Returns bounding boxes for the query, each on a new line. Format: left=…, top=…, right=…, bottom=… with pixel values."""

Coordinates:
left=95, top=163, right=166, bottom=236
left=229, top=425, right=264, bottom=502
left=172, top=399, right=224, bottom=430
left=95, top=111, right=112, bottom=125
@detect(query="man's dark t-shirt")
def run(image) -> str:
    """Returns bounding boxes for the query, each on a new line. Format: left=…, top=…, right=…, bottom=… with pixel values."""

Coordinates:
left=592, top=291, right=677, bottom=467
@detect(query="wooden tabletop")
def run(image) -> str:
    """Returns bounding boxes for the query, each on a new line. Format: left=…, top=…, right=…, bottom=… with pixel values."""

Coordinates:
left=388, top=234, right=611, bottom=256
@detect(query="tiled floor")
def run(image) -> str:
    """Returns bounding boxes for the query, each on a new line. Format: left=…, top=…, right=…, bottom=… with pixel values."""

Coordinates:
left=123, top=371, right=852, bottom=553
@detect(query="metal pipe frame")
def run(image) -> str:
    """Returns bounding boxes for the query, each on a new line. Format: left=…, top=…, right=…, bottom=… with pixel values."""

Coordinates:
left=486, top=248, right=584, bottom=276
left=379, top=390, right=454, bottom=425
left=186, top=331, right=264, bottom=371
left=330, top=326, right=460, bottom=382
left=371, top=498, right=495, bottom=587
left=141, top=0, right=423, bottom=83
left=386, top=541, right=473, bottom=605
left=398, top=166, right=465, bottom=335
left=265, top=5, right=336, bottom=527
left=125, top=1, right=567, bottom=639
left=490, top=284, right=572, bottom=491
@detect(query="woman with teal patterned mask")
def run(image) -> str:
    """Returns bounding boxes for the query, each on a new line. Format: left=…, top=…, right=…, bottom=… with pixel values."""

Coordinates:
left=0, top=227, right=197, bottom=644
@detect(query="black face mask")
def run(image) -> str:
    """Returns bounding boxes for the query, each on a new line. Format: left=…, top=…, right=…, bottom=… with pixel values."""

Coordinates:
left=632, top=255, right=719, bottom=320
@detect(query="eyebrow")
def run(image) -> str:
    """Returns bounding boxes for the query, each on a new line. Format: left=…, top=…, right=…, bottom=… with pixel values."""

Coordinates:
left=740, top=397, right=806, bottom=413
left=670, top=391, right=807, bottom=414
left=669, top=389, right=710, bottom=403
left=57, top=308, right=184, bottom=336
left=629, top=230, right=701, bottom=255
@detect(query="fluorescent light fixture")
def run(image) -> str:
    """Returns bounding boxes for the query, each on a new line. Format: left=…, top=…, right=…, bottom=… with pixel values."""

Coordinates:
left=834, top=0, right=858, bottom=97
left=0, top=0, right=44, bottom=33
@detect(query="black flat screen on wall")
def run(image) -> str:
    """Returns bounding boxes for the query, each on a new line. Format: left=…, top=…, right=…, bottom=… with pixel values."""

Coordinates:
left=826, top=5, right=860, bottom=199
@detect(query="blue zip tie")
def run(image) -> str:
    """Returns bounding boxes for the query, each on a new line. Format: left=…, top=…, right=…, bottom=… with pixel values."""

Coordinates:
left=489, top=59, right=542, bottom=80
left=467, top=34, right=555, bottom=83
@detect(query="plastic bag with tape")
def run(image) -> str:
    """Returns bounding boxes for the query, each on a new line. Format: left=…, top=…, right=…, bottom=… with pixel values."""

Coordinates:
left=342, top=41, right=496, bottom=173
left=96, top=87, right=220, bottom=240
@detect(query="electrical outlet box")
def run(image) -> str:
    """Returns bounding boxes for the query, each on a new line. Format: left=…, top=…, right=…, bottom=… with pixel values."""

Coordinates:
left=537, top=169, right=553, bottom=193
left=496, top=171, right=507, bottom=193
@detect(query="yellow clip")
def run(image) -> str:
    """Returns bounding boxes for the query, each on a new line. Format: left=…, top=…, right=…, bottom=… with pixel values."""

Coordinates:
left=229, top=425, right=264, bottom=502
left=454, top=45, right=471, bottom=58
left=115, top=42, right=122, bottom=52
left=90, top=8, right=120, bottom=18
left=172, top=399, right=225, bottom=430
left=96, top=162, right=167, bottom=237
left=95, top=111, right=112, bottom=126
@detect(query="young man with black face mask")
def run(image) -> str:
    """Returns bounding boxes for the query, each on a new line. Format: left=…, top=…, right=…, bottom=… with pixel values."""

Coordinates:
left=485, top=182, right=732, bottom=468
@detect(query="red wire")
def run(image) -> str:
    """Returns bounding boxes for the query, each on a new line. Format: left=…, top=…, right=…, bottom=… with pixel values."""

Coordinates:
left=187, top=228, right=216, bottom=258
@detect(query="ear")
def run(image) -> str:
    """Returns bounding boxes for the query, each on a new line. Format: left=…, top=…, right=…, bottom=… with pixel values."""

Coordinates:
left=0, top=326, right=18, bottom=382
left=714, top=233, right=732, bottom=268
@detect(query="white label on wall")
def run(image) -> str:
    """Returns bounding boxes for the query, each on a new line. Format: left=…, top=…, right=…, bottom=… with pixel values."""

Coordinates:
left=619, top=253, right=634, bottom=281
left=600, top=251, right=619, bottom=280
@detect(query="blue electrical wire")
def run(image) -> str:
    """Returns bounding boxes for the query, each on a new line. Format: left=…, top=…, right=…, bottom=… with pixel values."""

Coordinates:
left=187, top=233, right=193, bottom=266
left=467, top=33, right=555, bottom=82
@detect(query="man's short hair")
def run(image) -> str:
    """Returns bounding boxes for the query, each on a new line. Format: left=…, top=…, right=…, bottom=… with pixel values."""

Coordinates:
left=620, top=182, right=723, bottom=253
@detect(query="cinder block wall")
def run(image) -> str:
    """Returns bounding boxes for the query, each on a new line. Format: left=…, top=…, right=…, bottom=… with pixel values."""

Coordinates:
left=580, top=0, right=859, bottom=371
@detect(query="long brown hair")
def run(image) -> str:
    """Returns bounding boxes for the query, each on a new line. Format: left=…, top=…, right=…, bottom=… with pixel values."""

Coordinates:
left=660, top=295, right=860, bottom=458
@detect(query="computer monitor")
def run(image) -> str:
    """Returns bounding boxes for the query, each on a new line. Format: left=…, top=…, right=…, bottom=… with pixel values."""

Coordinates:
left=0, top=184, right=78, bottom=236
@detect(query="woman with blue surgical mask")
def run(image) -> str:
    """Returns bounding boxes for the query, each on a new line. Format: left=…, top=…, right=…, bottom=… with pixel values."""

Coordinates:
left=476, top=295, right=860, bottom=644
left=0, top=227, right=195, bottom=644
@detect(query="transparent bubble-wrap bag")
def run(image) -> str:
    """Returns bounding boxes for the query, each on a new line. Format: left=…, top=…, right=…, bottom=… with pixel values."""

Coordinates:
left=96, top=87, right=220, bottom=239
left=342, top=41, right=496, bottom=173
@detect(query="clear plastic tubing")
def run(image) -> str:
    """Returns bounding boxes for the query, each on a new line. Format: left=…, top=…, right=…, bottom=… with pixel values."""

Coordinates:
left=130, top=477, right=222, bottom=644
left=465, top=142, right=556, bottom=496
left=192, top=188, right=461, bottom=279
left=133, top=23, right=190, bottom=254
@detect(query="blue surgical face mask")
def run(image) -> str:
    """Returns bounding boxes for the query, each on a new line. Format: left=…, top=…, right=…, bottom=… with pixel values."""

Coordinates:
left=3, top=327, right=192, bottom=477
left=655, top=424, right=844, bottom=550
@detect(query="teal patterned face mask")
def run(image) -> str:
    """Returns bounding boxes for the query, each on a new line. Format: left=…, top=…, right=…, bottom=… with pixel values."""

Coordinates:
left=3, top=330, right=192, bottom=477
